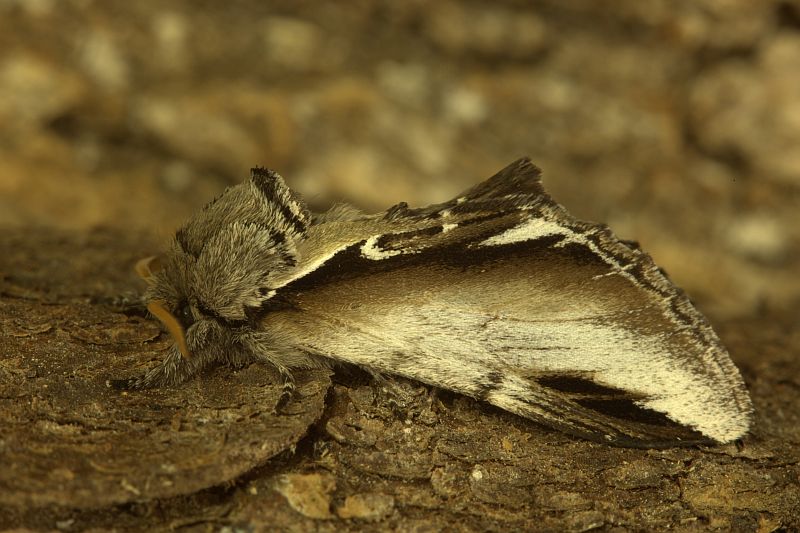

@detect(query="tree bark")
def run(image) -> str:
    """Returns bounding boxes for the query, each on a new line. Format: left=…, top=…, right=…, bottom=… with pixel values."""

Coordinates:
left=1, top=228, right=797, bottom=531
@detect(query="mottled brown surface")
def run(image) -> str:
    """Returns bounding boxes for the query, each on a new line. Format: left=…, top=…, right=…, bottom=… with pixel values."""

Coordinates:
left=1, top=1, right=799, bottom=530
left=0, top=229, right=331, bottom=511
left=0, top=229, right=798, bottom=532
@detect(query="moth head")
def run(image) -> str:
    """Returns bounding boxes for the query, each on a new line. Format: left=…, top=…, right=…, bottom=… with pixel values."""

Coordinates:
left=139, top=168, right=309, bottom=359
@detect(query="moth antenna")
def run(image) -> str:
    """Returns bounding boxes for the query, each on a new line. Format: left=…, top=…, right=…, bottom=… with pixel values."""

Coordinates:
left=147, top=300, right=191, bottom=360
left=134, top=255, right=162, bottom=282
left=109, top=346, right=209, bottom=390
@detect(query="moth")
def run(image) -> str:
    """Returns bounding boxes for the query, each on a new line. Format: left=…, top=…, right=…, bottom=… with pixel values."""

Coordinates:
left=112, top=158, right=753, bottom=448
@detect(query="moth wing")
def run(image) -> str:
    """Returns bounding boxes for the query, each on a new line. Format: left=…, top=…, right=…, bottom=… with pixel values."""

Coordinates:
left=454, top=157, right=546, bottom=200
left=268, top=158, right=548, bottom=290
left=262, top=233, right=749, bottom=446
left=258, top=163, right=751, bottom=447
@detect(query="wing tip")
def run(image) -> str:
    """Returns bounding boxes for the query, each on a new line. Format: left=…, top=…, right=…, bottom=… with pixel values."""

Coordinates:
left=510, top=156, right=542, bottom=177
left=495, top=156, right=543, bottom=185
left=460, top=157, right=545, bottom=202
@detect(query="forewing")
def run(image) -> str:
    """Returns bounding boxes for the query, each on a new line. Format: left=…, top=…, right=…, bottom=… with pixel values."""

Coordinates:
left=264, top=222, right=747, bottom=446
left=257, top=161, right=751, bottom=447
left=266, top=158, right=547, bottom=291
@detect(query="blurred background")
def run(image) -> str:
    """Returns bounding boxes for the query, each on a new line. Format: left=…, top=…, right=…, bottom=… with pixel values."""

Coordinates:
left=0, top=0, right=797, bottom=319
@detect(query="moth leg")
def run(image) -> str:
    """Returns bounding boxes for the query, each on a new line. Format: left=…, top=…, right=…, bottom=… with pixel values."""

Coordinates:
left=108, top=347, right=209, bottom=390
left=273, top=364, right=297, bottom=413
left=366, top=368, right=403, bottom=398
left=242, top=334, right=329, bottom=411
left=364, top=369, right=411, bottom=419
left=224, top=348, right=256, bottom=370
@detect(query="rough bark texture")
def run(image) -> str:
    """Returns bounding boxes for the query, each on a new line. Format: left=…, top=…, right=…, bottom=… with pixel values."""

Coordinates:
left=1, top=1, right=799, bottom=530
left=1, top=229, right=798, bottom=531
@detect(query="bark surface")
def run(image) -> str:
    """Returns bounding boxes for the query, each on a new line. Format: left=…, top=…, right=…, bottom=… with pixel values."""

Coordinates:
left=1, top=229, right=797, bottom=531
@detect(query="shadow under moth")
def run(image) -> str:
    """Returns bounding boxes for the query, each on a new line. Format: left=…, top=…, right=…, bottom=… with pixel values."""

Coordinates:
left=112, top=158, right=753, bottom=448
